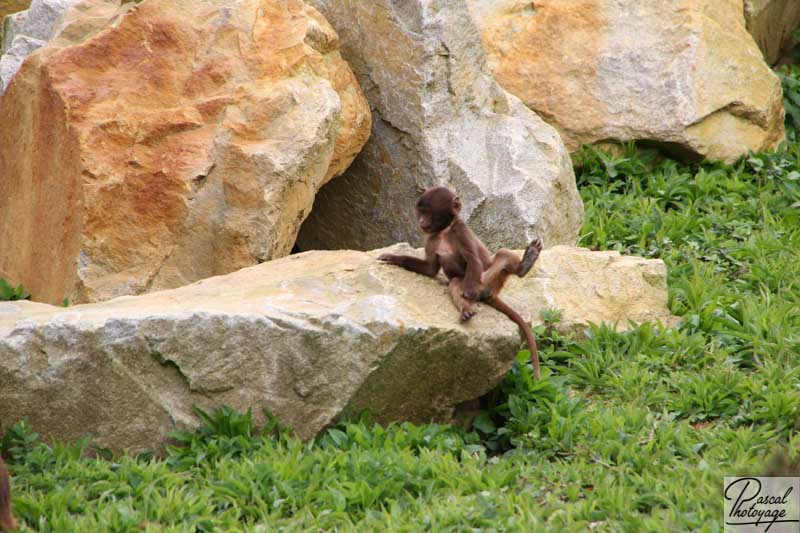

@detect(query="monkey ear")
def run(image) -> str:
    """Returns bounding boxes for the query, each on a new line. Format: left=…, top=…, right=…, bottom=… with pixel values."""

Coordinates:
left=452, top=195, right=462, bottom=214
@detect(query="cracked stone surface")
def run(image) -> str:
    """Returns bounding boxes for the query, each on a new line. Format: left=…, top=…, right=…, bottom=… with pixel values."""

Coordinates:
left=297, top=0, right=583, bottom=254
left=0, top=245, right=675, bottom=452
left=0, top=0, right=371, bottom=304
left=468, top=0, right=785, bottom=162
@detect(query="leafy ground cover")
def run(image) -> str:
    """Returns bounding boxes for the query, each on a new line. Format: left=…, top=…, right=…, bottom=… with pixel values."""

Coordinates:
left=3, top=70, right=800, bottom=531
left=0, top=279, right=29, bottom=302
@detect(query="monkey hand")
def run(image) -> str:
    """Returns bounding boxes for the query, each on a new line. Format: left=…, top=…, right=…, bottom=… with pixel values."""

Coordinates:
left=462, top=286, right=479, bottom=301
left=378, top=254, right=401, bottom=265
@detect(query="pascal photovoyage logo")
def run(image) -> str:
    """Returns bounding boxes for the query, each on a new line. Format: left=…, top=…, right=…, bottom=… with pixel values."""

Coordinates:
left=724, top=477, right=800, bottom=532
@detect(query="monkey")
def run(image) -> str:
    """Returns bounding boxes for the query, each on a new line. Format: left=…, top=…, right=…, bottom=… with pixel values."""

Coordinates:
left=0, top=456, right=15, bottom=532
left=378, top=186, right=543, bottom=378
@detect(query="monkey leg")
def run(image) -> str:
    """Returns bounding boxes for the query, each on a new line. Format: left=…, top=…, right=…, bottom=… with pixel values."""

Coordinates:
left=449, top=278, right=477, bottom=322
left=476, top=249, right=518, bottom=300
left=477, top=238, right=544, bottom=300
left=486, top=295, right=541, bottom=379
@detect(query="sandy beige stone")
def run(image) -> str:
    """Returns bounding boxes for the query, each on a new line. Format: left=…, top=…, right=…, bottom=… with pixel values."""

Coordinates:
left=0, top=245, right=675, bottom=452
left=469, top=0, right=785, bottom=163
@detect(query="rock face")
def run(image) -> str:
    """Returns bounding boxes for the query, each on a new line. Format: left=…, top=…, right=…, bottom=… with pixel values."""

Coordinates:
left=0, top=0, right=79, bottom=88
left=0, top=0, right=371, bottom=304
left=0, top=245, right=674, bottom=452
left=468, top=0, right=785, bottom=163
left=296, top=0, right=583, bottom=254
left=744, top=0, right=800, bottom=65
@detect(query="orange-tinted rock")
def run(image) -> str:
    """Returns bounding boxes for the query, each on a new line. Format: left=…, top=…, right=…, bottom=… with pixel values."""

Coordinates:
left=0, top=0, right=370, bottom=304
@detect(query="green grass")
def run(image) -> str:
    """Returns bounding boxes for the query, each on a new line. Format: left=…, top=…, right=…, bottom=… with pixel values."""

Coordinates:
left=0, top=278, right=29, bottom=301
left=3, top=71, right=800, bottom=533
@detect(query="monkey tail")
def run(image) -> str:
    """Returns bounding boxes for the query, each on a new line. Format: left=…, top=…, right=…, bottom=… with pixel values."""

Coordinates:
left=486, top=296, right=540, bottom=379
left=0, top=456, right=15, bottom=533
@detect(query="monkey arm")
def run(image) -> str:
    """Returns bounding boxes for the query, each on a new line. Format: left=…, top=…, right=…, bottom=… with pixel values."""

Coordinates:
left=461, top=250, right=483, bottom=300
left=378, top=252, right=440, bottom=277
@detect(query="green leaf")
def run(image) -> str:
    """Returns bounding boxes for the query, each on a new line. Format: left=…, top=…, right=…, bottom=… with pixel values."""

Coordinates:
left=472, top=413, right=496, bottom=434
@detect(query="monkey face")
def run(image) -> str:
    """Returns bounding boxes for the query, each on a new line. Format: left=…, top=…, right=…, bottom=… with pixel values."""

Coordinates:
left=416, top=187, right=461, bottom=233
left=416, top=206, right=442, bottom=233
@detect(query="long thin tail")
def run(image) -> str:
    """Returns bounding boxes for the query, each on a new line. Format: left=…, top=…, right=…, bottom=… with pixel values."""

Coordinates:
left=486, top=296, right=540, bottom=379
left=0, top=456, right=15, bottom=532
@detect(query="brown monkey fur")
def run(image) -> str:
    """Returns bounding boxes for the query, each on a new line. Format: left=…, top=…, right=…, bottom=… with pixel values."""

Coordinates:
left=378, top=186, right=542, bottom=378
left=0, top=456, right=15, bottom=532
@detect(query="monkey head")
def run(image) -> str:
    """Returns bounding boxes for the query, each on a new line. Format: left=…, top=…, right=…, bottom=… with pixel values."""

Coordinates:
left=416, top=187, right=462, bottom=234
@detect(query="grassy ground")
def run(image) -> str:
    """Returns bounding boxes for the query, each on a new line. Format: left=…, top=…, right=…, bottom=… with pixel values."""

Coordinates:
left=3, top=69, right=800, bottom=531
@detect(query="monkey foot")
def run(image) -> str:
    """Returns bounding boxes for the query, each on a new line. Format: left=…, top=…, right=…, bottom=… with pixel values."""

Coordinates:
left=460, top=307, right=477, bottom=322
left=518, top=237, right=543, bottom=277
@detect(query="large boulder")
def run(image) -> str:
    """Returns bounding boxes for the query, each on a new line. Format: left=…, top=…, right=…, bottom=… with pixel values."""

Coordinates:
left=744, top=0, right=800, bottom=65
left=296, top=0, right=583, bottom=254
left=468, top=0, right=785, bottom=163
left=0, top=245, right=675, bottom=452
left=0, top=0, right=371, bottom=304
